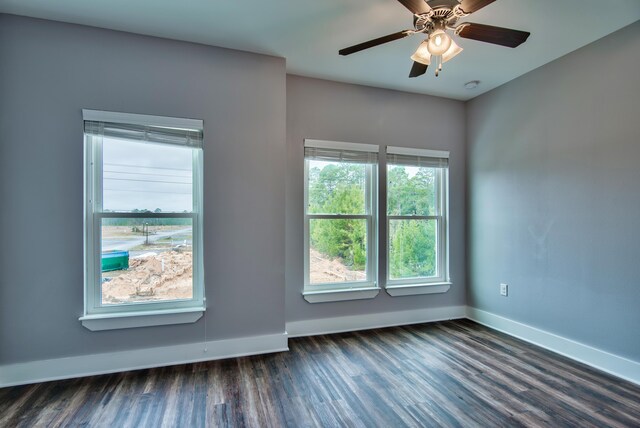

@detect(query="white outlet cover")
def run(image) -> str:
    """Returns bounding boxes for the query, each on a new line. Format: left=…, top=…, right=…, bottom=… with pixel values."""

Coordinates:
left=500, top=283, right=508, bottom=296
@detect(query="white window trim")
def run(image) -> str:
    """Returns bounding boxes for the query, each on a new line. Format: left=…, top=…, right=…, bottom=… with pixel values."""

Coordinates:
left=82, top=109, right=203, bottom=130
left=303, top=139, right=378, bottom=301
left=303, top=287, right=380, bottom=303
left=385, top=146, right=451, bottom=296
left=81, top=110, right=205, bottom=330
left=385, top=283, right=451, bottom=297
left=79, top=307, right=204, bottom=331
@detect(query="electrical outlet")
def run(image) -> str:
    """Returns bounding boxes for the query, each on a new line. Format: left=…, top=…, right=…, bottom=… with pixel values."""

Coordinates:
left=500, top=283, right=508, bottom=296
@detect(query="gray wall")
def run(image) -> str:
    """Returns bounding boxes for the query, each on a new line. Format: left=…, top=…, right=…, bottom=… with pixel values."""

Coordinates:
left=286, top=75, right=466, bottom=322
left=0, top=14, right=286, bottom=364
left=466, top=22, right=640, bottom=361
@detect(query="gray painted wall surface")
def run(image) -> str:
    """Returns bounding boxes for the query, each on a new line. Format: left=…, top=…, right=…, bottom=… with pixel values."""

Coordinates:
left=0, top=15, right=286, bottom=364
left=466, top=22, right=640, bottom=360
left=286, top=75, right=466, bottom=322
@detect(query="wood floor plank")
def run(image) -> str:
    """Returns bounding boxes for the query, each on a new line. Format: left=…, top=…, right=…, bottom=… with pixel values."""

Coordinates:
left=1, top=320, right=639, bottom=427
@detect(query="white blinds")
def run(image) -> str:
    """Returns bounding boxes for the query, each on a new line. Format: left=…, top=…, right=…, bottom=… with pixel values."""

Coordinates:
left=82, top=110, right=203, bottom=148
left=84, top=121, right=203, bottom=148
left=386, top=146, right=449, bottom=168
left=304, top=139, right=378, bottom=164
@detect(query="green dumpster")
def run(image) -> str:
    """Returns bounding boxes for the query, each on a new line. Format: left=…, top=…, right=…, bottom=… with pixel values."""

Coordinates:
left=102, top=250, right=129, bottom=272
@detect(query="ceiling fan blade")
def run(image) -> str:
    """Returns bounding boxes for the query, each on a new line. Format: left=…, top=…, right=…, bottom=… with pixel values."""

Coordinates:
left=458, top=0, right=496, bottom=14
left=457, top=23, right=530, bottom=48
left=396, top=0, right=432, bottom=15
left=409, top=61, right=428, bottom=78
left=339, top=30, right=412, bottom=56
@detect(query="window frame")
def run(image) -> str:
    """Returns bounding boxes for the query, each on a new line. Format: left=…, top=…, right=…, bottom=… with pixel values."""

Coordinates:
left=385, top=146, right=450, bottom=293
left=303, top=139, right=379, bottom=299
left=81, top=110, right=205, bottom=329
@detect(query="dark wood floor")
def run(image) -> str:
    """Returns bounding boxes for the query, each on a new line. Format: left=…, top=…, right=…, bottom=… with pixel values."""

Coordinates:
left=1, top=320, right=639, bottom=427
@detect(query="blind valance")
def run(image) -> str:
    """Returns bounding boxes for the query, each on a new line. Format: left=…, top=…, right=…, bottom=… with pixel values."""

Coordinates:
left=84, top=121, right=203, bottom=148
left=304, top=139, right=378, bottom=164
left=386, top=146, right=448, bottom=168
left=82, top=110, right=203, bottom=149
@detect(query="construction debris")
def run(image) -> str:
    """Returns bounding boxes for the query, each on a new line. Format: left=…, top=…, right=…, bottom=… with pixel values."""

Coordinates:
left=102, top=250, right=192, bottom=304
left=101, top=247, right=364, bottom=304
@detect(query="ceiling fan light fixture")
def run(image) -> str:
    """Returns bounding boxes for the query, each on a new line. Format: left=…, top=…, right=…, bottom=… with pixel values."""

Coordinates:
left=338, top=0, right=531, bottom=81
left=426, top=29, right=452, bottom=56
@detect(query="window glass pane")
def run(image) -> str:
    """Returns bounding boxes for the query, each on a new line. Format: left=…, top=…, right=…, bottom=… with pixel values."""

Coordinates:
left=387, top=165, right=436, bottom=216
left=389, top=219, right=436, bottom=280
left=307, top=160, right=366, bottom=215
left=309, top=218, right=367, bottom=284
left=101, top=217, right=193, bottom=305
left=103, top=137, right=193, bottom=213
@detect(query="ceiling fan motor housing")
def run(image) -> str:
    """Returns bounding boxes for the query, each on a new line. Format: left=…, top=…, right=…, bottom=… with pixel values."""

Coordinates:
left=413, top=4, right=465, bottom=35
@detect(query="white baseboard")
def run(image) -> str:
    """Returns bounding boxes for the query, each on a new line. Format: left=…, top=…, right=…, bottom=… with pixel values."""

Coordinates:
left=466, top=307, right=640, bottom=386
left=6, top=307, right=636, bottom=388
left=0, top=332, right=288, bottom=388
left=286, top=305, right=466, bottom=338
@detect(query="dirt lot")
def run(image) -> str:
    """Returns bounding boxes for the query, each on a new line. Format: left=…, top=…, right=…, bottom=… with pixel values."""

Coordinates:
left=102, top=250, right=193, bottom=304
left=309, top=248, right=366, bottom=283
left=102, top=247, right=365, bottom=304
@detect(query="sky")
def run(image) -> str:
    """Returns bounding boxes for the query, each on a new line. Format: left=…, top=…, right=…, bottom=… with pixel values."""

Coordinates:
left=102, top=144, right=422, bottom=213
left=102, top=137, right=193, bottom=212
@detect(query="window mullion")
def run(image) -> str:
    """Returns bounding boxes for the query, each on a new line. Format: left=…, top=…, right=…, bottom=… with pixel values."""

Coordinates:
left=387, top=215, right=438, bottom=220
left=366, top=164, right=372, bottom=284
left=306, top=214, right=368, bottom=220
left=100, top=212, right=196, bottom=219
left=90, top=135, right=103, bottom=313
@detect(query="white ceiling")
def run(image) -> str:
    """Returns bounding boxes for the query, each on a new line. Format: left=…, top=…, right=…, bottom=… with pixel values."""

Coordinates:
left=1, top=0, right=639, bottom=100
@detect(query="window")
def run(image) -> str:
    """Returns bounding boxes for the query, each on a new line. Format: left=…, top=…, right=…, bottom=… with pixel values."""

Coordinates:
left=81, top=110, right=205, bottom=330
left=303, top=140, right=379, bottom=302
left=386, top=146, right=450, bottom=295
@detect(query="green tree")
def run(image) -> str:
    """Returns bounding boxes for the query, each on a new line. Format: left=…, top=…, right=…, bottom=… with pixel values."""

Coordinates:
left=308, top=162, right=367, bottom=269
left=308, top=162, right=437, bottom=276
left=389, top=219, right=435, bottom=279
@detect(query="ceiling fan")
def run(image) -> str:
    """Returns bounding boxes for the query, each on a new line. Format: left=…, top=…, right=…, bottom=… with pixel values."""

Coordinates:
left=339, top=0, right=530, bottom=78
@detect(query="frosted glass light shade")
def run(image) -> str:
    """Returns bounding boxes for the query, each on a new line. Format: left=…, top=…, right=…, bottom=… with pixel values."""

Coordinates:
left=410, top=41, right=431, bottom=65
left=411, top=38, right=463, bottom=65
left=427, top=30, right=451, bottom=56
left=442, top=39, right=463, bottom=62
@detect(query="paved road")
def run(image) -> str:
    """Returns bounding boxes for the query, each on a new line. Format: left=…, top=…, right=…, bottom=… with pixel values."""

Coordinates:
left=103, top=228, right=191, bottom=252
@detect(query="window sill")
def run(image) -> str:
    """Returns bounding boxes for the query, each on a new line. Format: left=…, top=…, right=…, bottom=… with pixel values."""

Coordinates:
left=303, top=287, right=380, bottom=303
left=385, top=282, right=451, bottom=297
left=79, top=307, right=205, bottom=331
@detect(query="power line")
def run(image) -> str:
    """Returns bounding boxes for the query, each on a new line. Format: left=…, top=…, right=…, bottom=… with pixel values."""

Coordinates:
left=104, top=162, right=191, bottom=172
left=104, top=169, right=191, bottom=179
left=104, top=177, right=192, bottom=185
left=104, top=188, right=192, bottom=195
